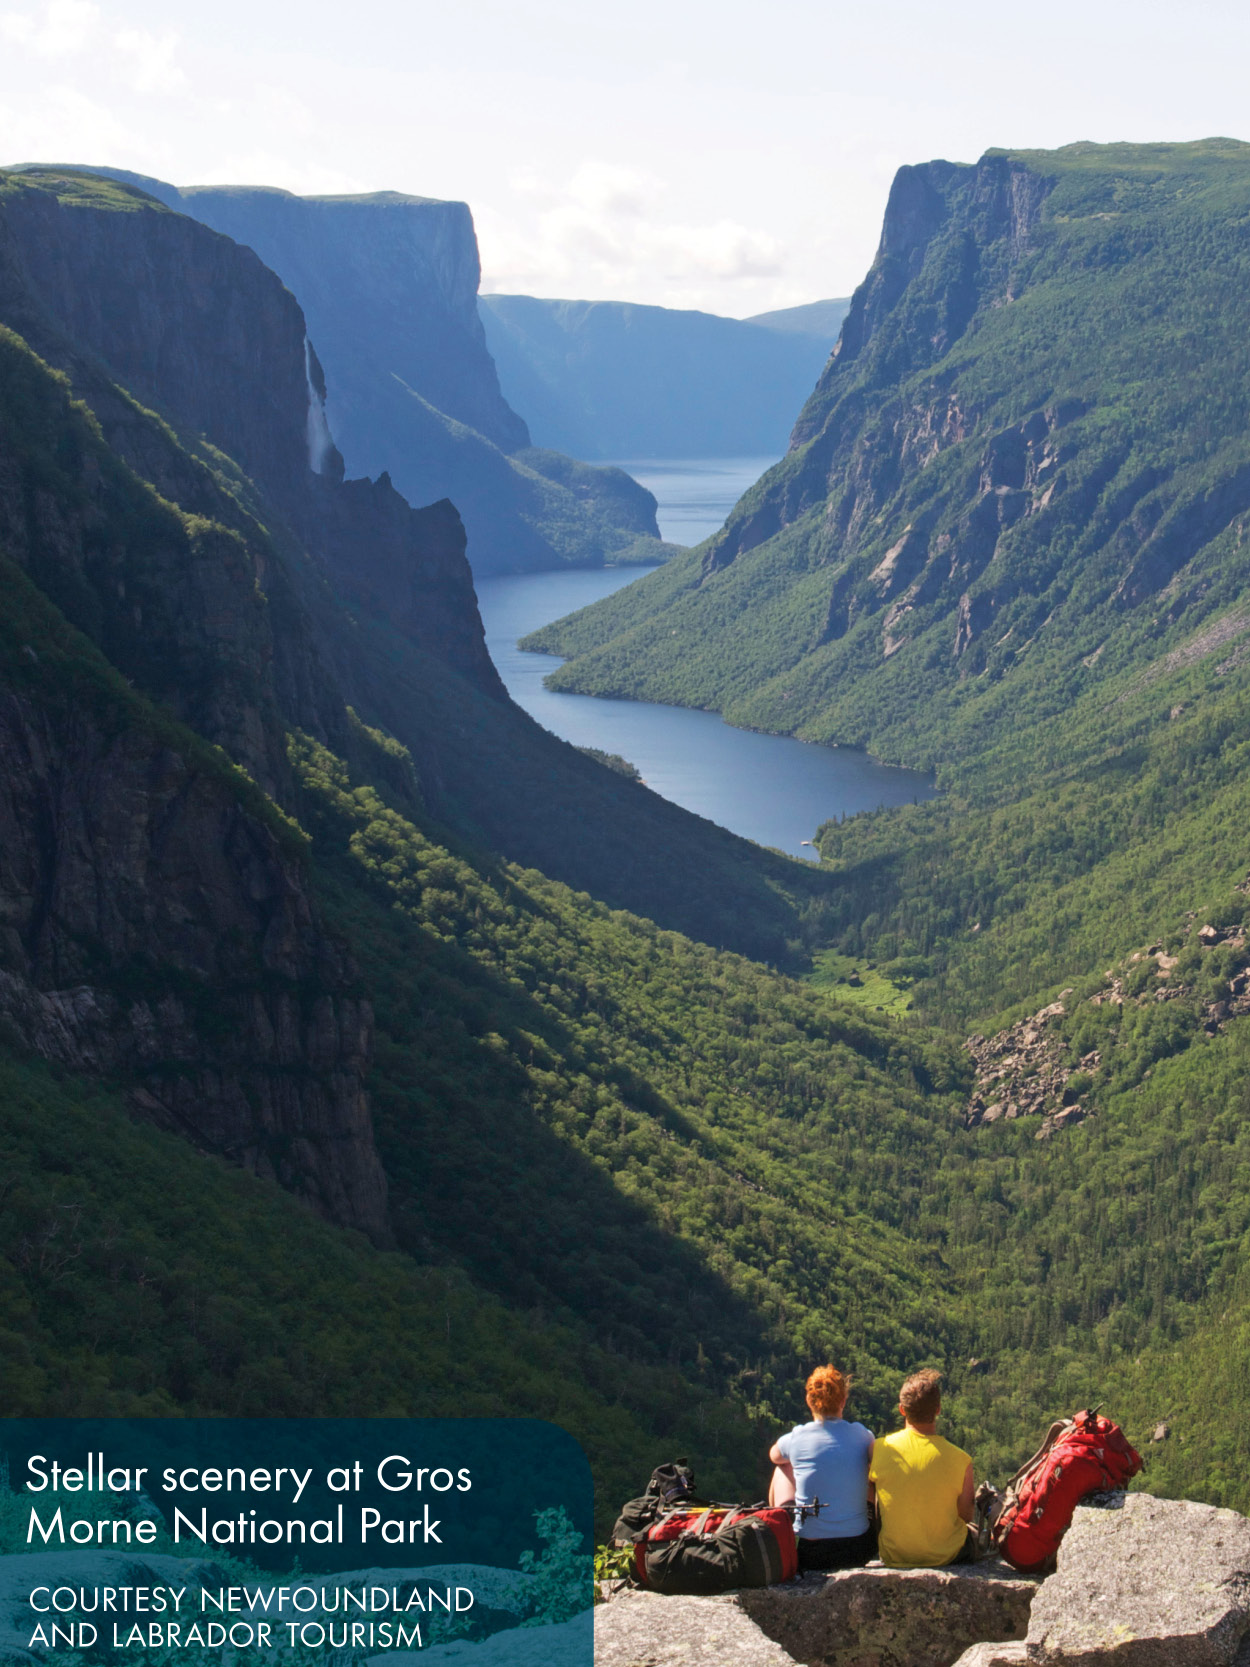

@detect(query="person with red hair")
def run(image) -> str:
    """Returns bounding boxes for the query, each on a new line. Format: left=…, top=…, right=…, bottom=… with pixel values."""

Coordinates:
left=768, top=1364, right=877, bottom=1570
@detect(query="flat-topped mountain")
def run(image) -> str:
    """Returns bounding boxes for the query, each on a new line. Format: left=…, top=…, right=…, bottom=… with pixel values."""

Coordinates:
left=479, top=293, right=847, bottom=459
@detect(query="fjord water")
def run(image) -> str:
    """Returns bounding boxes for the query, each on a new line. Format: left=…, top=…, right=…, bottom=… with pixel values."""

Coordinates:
left=606, top=455, right=781, bottom=545
left=476, top=459, right=935, bottom=860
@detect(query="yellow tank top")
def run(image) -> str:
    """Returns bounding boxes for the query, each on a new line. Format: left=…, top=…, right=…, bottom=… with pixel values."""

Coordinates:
left=869, top=1427, right=971, bottom=1568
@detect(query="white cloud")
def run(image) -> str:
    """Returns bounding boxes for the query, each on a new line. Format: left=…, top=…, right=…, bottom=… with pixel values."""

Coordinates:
left=0, top=79, right=135, bottom=162
left=478, top=159, right=783, bottom=310
left=113, top=26, right=184, bottom=94
left=0, top=0, right=98, bottom=56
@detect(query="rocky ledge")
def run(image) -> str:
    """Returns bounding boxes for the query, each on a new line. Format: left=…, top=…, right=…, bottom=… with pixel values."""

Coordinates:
left=595, top=1562, right=1033, bottom=1667
left=595, top=1494, right=1250, bottom=1667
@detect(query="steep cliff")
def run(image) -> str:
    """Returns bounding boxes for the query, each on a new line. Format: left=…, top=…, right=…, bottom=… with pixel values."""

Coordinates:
left=0, top=169, right=510, bottom=1242
left=0, top=398, right=388, bottom=1237
left=534, top=141, right=1250, bottom=767
left=85, top=169, right=669, bottom=574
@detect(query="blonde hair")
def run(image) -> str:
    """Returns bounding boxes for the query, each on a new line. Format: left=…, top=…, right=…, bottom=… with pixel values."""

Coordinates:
left=805, top=1365, right=850, bottom=1418
left=899, top=1368, right=942, bottom=1423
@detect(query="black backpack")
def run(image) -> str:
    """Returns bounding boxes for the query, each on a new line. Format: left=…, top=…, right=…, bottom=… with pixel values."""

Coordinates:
left=610, top=1461, right=798, bottom=1595
left=611, top=1459, right=702, bottom=1543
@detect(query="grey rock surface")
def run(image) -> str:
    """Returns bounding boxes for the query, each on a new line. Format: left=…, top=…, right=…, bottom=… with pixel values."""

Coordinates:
left=951, top=1645, right=1029, bottom=1666
left=595, top=1587, right=798, bottom=1666
left=594, top=1562, right=1034, bottom=1667
left=1026, top=1492, right=1250, bottom=1665
left=741, top=1562, right=1035, bottom=1667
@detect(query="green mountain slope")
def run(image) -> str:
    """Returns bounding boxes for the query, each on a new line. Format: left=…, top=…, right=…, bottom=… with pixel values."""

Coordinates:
left=511, top=140, right=1250, bottom=1505
left=533, top=139, right=1250, bottom=765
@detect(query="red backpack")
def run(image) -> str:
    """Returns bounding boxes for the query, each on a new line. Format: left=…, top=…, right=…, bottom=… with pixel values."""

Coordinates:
left=993, top=1409, right=1142, bottom=1573
left=628, top=1505, right=798, bottom=1594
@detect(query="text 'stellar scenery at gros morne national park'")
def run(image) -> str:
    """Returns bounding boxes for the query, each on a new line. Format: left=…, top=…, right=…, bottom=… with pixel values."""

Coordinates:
left=3, top=5, right=1250, bottom=1661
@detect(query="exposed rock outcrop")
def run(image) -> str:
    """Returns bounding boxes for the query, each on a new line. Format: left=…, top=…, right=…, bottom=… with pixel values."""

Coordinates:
left=965, top=908, right=1250, bottom=1137
left=950, top=1647, right=1027, bottom=1667
left=595, top=1562, right=1035, bottom=1667
left=963, top=997, right=1089, bottom=1136
left=596, top=1587, right=799, bottom=1666
left=1025, top=1494, right=1250, bottom=1665
left=0, top=675, right=389, bottom=1241
left=740, top=1564, right=1035, bottom=1667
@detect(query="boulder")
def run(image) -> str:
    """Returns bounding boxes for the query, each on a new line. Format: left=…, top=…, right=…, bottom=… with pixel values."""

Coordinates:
left=1025, top=1493, right=1250, bottom=1664
left=595, top=1587, right=797, bottom=1666
left=741, top=1563, right=1035, bottom=1667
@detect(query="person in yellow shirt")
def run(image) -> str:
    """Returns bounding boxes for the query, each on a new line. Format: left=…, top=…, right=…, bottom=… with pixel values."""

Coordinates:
left=869, top=1368, right=975, bottom=1568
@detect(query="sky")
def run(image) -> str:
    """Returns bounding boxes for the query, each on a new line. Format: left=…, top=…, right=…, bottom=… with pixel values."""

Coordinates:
left=1, top=0, right=1249, bottom=316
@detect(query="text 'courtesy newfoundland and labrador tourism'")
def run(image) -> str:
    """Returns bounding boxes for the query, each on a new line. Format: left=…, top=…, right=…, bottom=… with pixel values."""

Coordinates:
left=0, top=1418, right=593, bottom=1664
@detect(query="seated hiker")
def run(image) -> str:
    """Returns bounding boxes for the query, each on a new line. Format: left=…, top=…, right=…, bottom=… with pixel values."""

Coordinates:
left=870, top=1368, right=976, bottom=1568
left=768, top=1364, right=877, bottom=1570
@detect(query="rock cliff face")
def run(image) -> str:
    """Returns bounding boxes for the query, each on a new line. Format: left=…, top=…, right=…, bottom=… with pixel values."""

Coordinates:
left=0, top=176, right=323, bottom=512
left=81, top=168, right=668, bottom=575
left=701, top=151, right=1056, bottom=580
left=154, top=182, right=528, bottom=453
left=0, top=668, right=386, bottom=1238
left=0, top=169, right=503, bottom=714
left=0, top=168, right=518, bottom=1240
left=0, top=366, right=390, bottom=1241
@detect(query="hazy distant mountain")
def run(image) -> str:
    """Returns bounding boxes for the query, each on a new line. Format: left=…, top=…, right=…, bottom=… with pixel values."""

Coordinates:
left=747, top=298, right=853, bottom=338
left=478, top=294, right=848, bottom=460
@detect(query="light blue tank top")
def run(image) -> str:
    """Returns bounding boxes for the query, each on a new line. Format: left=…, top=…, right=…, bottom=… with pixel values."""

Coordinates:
left=776, top=1418, right=874, bottom=1538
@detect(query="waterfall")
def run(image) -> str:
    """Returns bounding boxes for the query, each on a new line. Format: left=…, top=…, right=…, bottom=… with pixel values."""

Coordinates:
left=304, top=338, right=334, bottom=475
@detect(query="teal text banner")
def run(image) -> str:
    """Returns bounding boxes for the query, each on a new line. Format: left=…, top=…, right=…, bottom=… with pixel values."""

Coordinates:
left=0, top=1418, right=593, bottom=1665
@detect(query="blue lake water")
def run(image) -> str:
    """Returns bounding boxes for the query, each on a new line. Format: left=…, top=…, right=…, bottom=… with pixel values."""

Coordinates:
left=607, top=455, right=780, bottom=545
left=475, top=458, right=936, bottom=860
